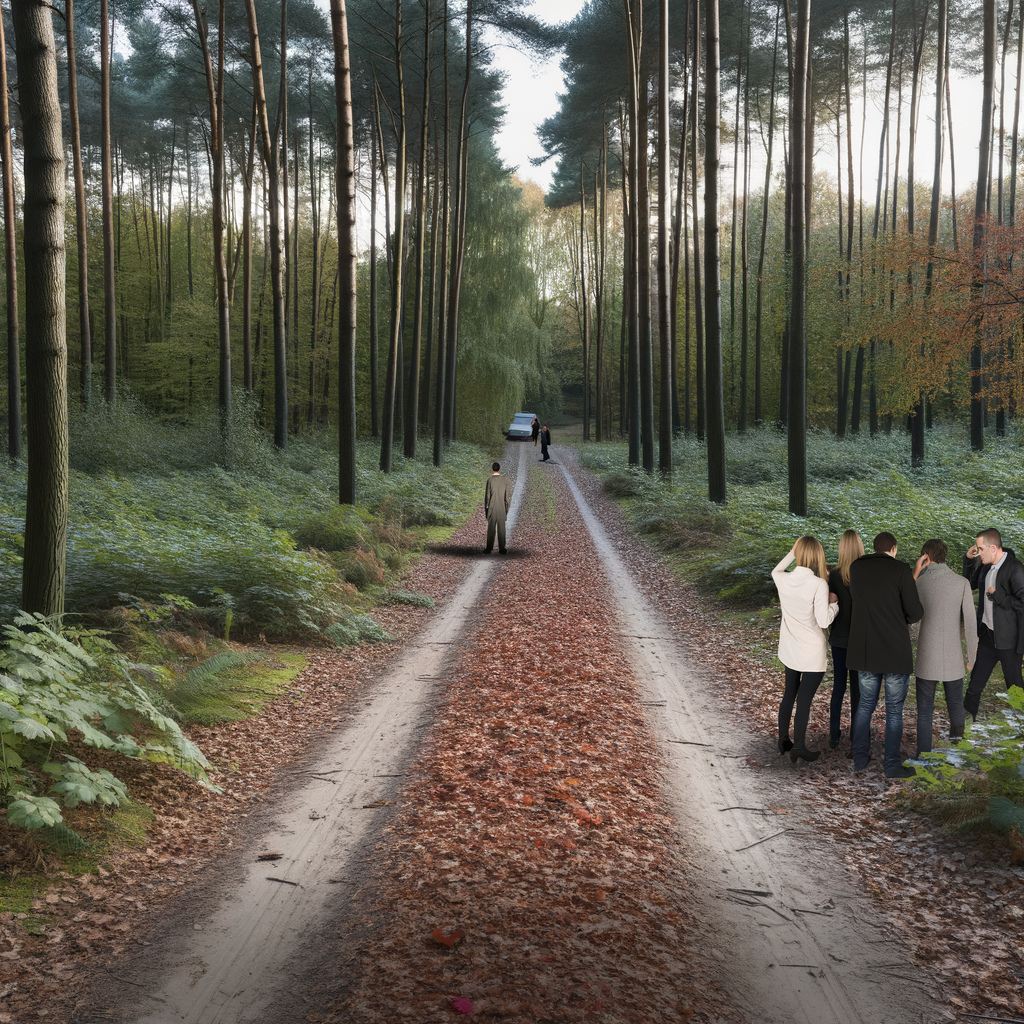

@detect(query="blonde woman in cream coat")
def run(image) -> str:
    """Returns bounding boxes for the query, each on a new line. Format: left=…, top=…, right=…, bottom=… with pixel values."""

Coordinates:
left=772, top=537, right=839, bottom=762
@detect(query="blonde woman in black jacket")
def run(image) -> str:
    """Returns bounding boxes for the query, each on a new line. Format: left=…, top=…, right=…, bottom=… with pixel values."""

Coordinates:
left=827, top=530, right=863, bottom=750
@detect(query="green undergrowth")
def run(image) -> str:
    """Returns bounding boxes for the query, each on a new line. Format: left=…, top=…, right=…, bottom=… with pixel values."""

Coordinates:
left=580, top=426, right=1024, bottom=607
left=159, top=649, right=308, bottom=727
left=0, top=400, right=488, bottom=639
left=0, top=799, right=154, bottom=937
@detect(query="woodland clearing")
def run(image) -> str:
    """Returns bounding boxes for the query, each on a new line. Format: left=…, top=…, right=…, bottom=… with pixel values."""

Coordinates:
left=1, top=440, right=1021, bottom=1023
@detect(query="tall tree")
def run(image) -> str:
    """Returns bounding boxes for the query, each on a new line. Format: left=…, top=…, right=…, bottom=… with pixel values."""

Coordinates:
left=332, top=0, right=357, bottom=504
left=405, top=0, right=431, bottom=459
left=972, top=0, right=996, bottom=451
left=192, top=0, right=232, bottom=431
left=101, top=0, right=116, bottom=403
left=705, top=0, right=725, bottom=503
left=1, top=4, right=19, bottom=461
left=754, top=1, right=780, bottom=427
left=65, top=0, right=88, bottom=410
left=380, top=0, right=407, bottom=473
left=14, top=0, right=68, bottom=616
left=657, top=0, right=671, bottom=474
left=244, top=0, right=289, bottom=449
left=788, top=0, right=810, bottom=516
left=443, top=0, right=473, bottom=443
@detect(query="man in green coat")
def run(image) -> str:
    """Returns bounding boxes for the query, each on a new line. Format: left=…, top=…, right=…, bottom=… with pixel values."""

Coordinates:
left=484, top=462, right=512, bottom=554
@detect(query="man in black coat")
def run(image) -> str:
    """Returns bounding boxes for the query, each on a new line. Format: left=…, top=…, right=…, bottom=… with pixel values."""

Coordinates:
left=539, top=425, right=551, bottom=462
left=962, top=528, right=1024, bottom=718
left=847, top=532, right=926, bottom=778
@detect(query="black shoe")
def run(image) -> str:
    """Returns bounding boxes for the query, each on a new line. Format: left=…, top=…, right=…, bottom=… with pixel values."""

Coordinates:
left=498, top=549, right=507, bottom=554
left=885, top=765, right=917, bottom=779
left=483, top=548, right=492, bottom=554
left=829, top=736, right=840, bottom=750
left=790, top=746, right=820, bottom=763
left=777, top=737, right=794, bottom=755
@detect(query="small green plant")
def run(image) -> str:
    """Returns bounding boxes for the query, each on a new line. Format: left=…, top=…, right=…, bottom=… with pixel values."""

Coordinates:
left=212, top=589, right=235, bottom=641
left=323, top=611, right=395, bottom=647
left=912, top=689, right=1024, bottom=825
left=158, top=650, right=303, bottom=727
left=382, top=589, right=435, bottom=608
left=0, top=613, right=213, bottom=838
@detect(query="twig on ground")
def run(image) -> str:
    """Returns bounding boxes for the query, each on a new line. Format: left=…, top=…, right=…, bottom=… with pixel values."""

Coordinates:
left=735, top=829, right=793, bottom=851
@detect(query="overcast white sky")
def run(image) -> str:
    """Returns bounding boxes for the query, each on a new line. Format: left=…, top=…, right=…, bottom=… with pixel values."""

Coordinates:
left=488, top=3, right=995, bottom=209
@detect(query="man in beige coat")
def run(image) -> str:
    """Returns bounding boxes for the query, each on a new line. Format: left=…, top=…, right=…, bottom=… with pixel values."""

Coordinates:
left=484, top=462, right=512, bottom=554
left=912, top=538, right=978, bottom=751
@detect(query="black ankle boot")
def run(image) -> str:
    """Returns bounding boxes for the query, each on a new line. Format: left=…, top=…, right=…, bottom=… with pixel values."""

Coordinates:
left=777, top=736, right=794, bottom=755
left=790, top=746, right=820, bottom=763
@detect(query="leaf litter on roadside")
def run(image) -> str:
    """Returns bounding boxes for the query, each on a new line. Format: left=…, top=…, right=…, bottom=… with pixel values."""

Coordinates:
left=324, top=463, right=735, bottom=1024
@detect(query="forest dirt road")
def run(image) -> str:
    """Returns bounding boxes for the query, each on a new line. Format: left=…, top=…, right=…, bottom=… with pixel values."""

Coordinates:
left=91, top=443, right=945, bottom=1024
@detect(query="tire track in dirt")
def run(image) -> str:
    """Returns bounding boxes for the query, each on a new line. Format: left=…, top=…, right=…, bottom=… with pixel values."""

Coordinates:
left=323, top=452, right=734, bottom=1023
left=95, top=444, right=532, bottom=1024
left=556, top=451, right=946, bottom=1024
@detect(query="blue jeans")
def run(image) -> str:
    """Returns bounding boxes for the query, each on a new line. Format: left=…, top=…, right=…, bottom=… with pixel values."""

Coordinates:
left=851, top=671, right=909, bottom=774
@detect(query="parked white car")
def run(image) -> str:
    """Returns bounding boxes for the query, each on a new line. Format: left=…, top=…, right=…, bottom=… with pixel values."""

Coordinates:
left=506, top=413, right=536, bottom=440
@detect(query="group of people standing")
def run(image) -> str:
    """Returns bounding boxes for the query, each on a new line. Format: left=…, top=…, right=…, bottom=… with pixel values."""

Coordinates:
left=772, top=528, right=1024, bottom=779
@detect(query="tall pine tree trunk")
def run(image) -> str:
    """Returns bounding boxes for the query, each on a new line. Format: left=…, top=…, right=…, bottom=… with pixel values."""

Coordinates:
left=0, top=5, right=19, bottom=461
left=658, top=0, right=671, bottom=472
left=788, top=0, right=810, bottom=517
left=705, top=0, right=726, bottom=503
left=331, top=0, right=357, bottom=503
left=444, top=0, right=472, bottom=443
left=193, top=0, right=232, bottom=434
left=972, top=0, right=996, bottom=451
left=15, top=0, right=67, bottom=615
left=244, top=0, right=288, bottom=449
left=405, top=3, right=431, bottom=457
left=101, top=0, right=116, bottom=403
left=381, top=0, right=407, bottom=472
left=754, top=1, right=779, bottom=427
left=65, top=0, right=88, bottom=411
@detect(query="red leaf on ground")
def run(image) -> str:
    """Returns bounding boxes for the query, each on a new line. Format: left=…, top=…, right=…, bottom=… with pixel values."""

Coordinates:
left=431, top=928, right=464, bottom=947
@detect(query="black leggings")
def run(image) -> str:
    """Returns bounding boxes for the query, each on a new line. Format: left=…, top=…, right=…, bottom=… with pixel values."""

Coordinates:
left=829, top=645, right=860, bottom=744
left=779, top=667, right=825, bottom=748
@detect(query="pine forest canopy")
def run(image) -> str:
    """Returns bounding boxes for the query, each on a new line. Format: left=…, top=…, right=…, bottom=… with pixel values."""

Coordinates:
left=0, top=0, right=1021, bottom=543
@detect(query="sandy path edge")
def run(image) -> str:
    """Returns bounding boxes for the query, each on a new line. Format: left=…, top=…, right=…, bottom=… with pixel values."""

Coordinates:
left=89, top=444, right=531, bottom=1024
left=557, top=452, right=949, bottom=1024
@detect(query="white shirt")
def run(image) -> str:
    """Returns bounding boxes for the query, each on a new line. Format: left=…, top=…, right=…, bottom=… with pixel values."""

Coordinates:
left=772, top=554, right=839, bottom=672
left=983, top=551, right=1008, bottom=630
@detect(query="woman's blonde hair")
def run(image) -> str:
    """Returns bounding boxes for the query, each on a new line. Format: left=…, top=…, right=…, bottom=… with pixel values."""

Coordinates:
left=793, top=535, right=829, bottom=581
left=836, top=529, right=865, bottom=586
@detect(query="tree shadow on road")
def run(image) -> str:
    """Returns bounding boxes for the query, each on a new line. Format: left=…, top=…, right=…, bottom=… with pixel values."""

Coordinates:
left=427, top=544, right=531, bottom=559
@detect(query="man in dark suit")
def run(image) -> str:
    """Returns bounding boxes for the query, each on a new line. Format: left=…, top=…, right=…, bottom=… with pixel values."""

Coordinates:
left=484, top=462, right=512, bottom=554
left=847, top=532, right=927, bottom=778
left=962, top=528, right=1024, bottom=718
left=539, top=425, right=551, bottom=462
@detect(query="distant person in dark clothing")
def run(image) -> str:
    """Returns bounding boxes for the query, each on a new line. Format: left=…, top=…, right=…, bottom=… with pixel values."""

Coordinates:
left=540, top=425, right=551, bottom=462
left=531, top=417, right=540, bottom=446
left=828, top=530, right=864, bottom=750
left=484, top=462, right=512, bottom=554
left=912, top=538, right=977, bottom=752
left=847, top=531, right=927, bottom=779
left=962, top=528, right=1024, bottom=718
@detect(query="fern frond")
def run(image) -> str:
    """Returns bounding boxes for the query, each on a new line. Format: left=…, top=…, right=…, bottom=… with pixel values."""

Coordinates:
left=988, top=795, right=1024, bottom=832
